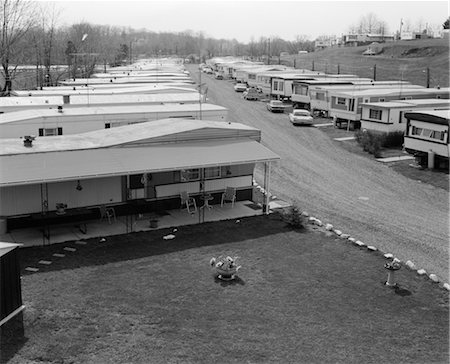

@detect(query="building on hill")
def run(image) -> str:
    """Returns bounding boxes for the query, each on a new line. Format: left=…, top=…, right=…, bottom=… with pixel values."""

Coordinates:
left=343, top=34, right=395, bottom=46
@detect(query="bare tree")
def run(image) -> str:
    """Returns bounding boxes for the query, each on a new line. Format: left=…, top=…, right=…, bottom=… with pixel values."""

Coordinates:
left=0, top=0, right=36, bottom=95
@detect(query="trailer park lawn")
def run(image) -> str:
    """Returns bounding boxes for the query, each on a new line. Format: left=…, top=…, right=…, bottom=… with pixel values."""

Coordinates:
left=2, top=213, right=448, bottom=364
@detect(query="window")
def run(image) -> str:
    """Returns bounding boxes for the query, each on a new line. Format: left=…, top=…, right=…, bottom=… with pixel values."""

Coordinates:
left=105, top=123, right=111, bottom=128
left=316, top=92, right=325, bottom=101
left=369, top=109, right=382, bottom=120
left=273, top=81, right=278, bottom=91
left=204, top=166, right=221, bottom=179
left=378, top=98, right=385, bottom=102
left=38, top=127, right=62, bottom=136
left=411, top=126, right=423, bottom=136
left=337, top=97, right=346, bottom=105
left=279, top=82, right=284, bottom=91
left=181, top=169, right=200, bottom=181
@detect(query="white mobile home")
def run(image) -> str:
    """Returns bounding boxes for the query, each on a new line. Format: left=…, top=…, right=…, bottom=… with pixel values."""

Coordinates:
left=360, top=99, right=450, bottom=133
left=59, top=75, right=194, bottom=86
left=270, top=72, right=326, bottom=100
left=404, top=110, right=450, bottom=169
left=0, top=119, right=280, bottom=242
left=309, top=81, right=415, bottom=116
left=0, top=93, right=206, bottom=114
left=246, top=66, right=294, bottom=89
left=0, top=103, right=228, bottom=138
left=11, top=84, right=197, bottom=97
left=291, top=78, right=373, bottom=108
left=329, top=87, right=449, bottom=129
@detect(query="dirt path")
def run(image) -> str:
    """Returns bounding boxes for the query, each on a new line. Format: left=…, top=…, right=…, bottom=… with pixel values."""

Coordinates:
left=189, top=65, right=449, bottom=282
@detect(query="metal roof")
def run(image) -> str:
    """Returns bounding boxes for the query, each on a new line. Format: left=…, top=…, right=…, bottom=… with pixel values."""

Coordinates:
left=0, top=103, right=227, bottom=125
left=0, top=139, right=279, bottom=186
left=404, top=109, right=450, bottom=125
left=330, top=86, right=438, bottom=97
left=0, top=242, right=21, bottom=258
left=361, top=99, right=450, bottom=108
left=0, top=118, right=260, bottom=155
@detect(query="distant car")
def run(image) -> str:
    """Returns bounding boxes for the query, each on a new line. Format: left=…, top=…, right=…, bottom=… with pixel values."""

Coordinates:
left=267, top=100, right=286, bottom=113
left=243, top=88, right=260, bottom=101
left=289, top=109, right=314, bottom=126
left=234, top=83, right=248, bottom=92
left=214, top=73, right=224, bottom=80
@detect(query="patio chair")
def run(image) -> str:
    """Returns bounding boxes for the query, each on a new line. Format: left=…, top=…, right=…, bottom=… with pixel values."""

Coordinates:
left=180, top=191, right=197, bottom=214
left=99, top=205, right=116, bottom=224
left=221, top=187, right=236, bottom=208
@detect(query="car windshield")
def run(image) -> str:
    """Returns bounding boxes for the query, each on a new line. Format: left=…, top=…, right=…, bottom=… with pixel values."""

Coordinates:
left=294, top=110, right=310, bottom=116
left=272, top=101, right=283, bottom=105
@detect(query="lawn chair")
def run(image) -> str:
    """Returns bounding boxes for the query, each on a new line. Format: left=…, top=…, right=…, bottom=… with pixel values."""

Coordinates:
left=99, top=205, right=116, bottom=224
left=221, top=187, right=236, bottom=208
left=180, top=191, right=197, bottom=214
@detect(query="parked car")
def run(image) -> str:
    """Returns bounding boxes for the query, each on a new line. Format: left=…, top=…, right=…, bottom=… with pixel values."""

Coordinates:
left=288, top=109, right=314, bottom=126
left=234, top=83, right=248, bottom=92
left=214, top=72, right=224, bottom=80
left=243, top=88, right=260, bottom=101
left=267, top=100, right=286, bottom=113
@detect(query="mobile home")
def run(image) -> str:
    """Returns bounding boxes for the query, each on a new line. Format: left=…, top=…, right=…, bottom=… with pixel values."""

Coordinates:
left=309, top=81, right=415, bottom=116
left=270, top=72, right=326, bottom=100
left=329, top=87, right=449, bottom=129
left=0, top=92, right=206, bottom=114
left=360, top=99, right=450, bottom=133
left=0, top=119, right=280, bottom=242
left=0, top=103, right=228, bottom=138
left=404, top=110, right=450, bottom=169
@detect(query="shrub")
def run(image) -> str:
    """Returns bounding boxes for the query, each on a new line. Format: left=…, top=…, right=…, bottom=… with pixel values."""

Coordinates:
left=355, top=130, right=382, bottom=158
left=382, top=131, right=404, bottom=148
left=280, top=204, right=307, bottom=230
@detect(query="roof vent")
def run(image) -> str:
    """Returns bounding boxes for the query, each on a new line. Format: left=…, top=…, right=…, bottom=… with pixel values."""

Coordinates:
left=23, top=135, right=35, bottom=147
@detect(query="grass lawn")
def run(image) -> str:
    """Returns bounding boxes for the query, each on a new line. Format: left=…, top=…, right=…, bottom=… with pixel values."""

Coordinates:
left=1, top=214, right=448, bottom=364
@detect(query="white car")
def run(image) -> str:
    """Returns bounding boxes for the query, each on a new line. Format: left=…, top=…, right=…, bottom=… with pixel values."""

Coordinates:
left=288, top=109, right=314, bottom=125
left=234, top=83, right=247, bottom=92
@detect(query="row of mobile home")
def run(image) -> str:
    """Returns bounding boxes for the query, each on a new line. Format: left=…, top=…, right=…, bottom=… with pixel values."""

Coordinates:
left=0, top=103, right=228, bottom=138
left=404, top=110, right=449, bottom=169
left=329, top=87, right=449, bottom=129
left=0, top=119, right=280, bottom=243
left=360, top=99, right=450, bottom=133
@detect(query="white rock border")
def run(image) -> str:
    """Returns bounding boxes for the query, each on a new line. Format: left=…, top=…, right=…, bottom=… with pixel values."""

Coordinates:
left=304, top=214, right=450, bottom=291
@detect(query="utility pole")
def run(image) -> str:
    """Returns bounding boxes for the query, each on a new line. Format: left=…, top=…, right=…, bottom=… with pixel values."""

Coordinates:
left=373, top=64, right=377, bottom=81
left=267, top=38, right=271, bottom=65
left=426, top=67, right=430, bottom=88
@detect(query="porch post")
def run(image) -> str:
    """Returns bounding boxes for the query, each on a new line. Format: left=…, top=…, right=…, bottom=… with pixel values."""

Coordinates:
left=263, top=162, right=271, bottom=215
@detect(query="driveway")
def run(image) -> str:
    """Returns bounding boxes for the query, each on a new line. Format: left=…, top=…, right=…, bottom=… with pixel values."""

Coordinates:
left=188, top=65, right=449, bottom=282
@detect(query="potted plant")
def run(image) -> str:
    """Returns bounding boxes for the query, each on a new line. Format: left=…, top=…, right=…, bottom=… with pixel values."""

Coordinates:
left=210, top=256, right=241, bottom=281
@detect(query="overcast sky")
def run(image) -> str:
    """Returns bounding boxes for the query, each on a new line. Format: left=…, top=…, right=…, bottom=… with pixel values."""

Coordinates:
left=47, top=0, right=448, bottom=43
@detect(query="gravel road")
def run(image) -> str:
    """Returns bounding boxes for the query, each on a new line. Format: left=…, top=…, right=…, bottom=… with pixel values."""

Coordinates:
left=188, top=65, right=449, bottom=282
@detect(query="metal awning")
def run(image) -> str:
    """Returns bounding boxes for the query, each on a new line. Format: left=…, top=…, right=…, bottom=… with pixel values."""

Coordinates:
left=0, top=140, right=280, bottom=187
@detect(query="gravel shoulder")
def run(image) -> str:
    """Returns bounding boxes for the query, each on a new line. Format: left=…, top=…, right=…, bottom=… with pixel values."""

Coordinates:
left=188, top=65, right=449, bottom=282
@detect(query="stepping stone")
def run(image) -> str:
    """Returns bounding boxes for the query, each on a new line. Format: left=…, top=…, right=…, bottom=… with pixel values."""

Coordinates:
left=53, top=253, right=65, bottom=258
left=417, top=269, right=427, bottom=275
left=367, top=246, right=377, bottom=251
left=63, top=247, right=76, bottom=252
left=355, top=240, right=365, bottom=247
left=443, top=283, right=450, bottom=291
left=75, top=240, right=87, bottom=245
left=384, top=253, right=394, bottom=259
left=340, top=234, right=350, bottom=239
left=429, top=274, right=439, bottom=283
left=25, top=267, right=39, bottom=272
left=406, top=260, right=416, bottom=270
left=38, top=260, right=52, bottom=265
left=334, top=229, right=342, bottom=236
left=348, top=238, right=356, bottom=243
